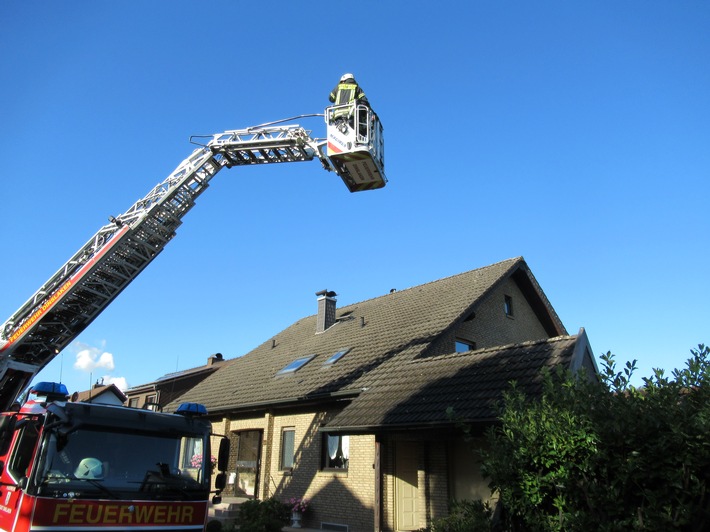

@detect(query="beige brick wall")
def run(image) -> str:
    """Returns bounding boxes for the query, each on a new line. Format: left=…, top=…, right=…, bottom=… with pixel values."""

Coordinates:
left=425, top=441, right=449, bottom=521
left=429, top=278, right=551, bottom=357
left=217, top=409, right=376, bottom=531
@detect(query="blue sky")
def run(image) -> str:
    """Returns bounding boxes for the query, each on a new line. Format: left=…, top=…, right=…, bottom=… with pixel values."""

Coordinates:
left=1, top=1, right=708, bottom=395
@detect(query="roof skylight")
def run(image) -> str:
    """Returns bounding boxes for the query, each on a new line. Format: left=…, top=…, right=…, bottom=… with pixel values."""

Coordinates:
left=277, top=355, right=315, bottom=375
left=324, top=348, right=351, bottom=365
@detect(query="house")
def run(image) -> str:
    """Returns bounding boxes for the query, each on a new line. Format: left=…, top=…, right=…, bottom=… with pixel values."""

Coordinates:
left=70, top=381, right=127, bottom=406
left=167, top=257, right=598, bottom=531
left=124, top=352, right=224, bottom=410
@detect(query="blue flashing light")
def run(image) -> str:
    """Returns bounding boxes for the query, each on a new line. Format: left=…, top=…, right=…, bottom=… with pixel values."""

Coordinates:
left=31, top=382, right=69, bottom=397
left=176, top=403, right=208, bottom=416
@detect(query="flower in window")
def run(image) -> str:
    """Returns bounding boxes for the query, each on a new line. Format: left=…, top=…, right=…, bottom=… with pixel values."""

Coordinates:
left=190, top=454, right=217, bottom=471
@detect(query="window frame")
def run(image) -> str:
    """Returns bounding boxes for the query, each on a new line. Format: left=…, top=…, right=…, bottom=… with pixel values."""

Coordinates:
left=144, top=393, right=159, bottom=410
left=323, top=348, right=351, bottom=366
left=277, top=355, right=315, bottom=375
left=504, top=295, right=514, bottom=318
left=7, top=418, right=41, bottom=482
left=455, top=338, right=476, bottom=353
left=280, top=428, right=295, bottom=471
left=321, top=433, right=349, bottom=471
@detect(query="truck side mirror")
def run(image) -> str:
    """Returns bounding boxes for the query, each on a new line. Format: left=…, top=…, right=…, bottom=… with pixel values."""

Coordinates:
left=212, top=472, right=227, bottom=505
left=217, top=437, right=229, bottom=472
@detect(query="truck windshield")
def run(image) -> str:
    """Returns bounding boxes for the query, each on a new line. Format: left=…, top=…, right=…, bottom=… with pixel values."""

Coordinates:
left=32, top=426, right=210, bottom=501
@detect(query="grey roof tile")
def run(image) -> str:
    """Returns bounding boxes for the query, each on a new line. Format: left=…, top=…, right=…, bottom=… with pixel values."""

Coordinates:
left=326, top=335, right=579, bottom=430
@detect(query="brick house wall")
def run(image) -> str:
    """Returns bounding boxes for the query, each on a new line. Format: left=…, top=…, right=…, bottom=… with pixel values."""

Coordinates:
left=428, top=278, right=551, bottom=357
left=214, top=408, right=376, bottom=531
left=425, top=441, right=449, bottom=521
left=466, top=278, right=550, bottom=347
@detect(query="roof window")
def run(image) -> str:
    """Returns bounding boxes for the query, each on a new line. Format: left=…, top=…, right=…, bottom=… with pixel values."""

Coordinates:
left=277, top=355, right=315, bottom=375
left=504, top=295, right=514, bottom=317
left=324, top=348, right=351, bottom=365
left=455, top=339, right=476, bottom=353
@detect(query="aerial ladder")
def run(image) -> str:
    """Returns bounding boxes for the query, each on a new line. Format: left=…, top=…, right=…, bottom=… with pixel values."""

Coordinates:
left=0, top=104, right=386, bottom=411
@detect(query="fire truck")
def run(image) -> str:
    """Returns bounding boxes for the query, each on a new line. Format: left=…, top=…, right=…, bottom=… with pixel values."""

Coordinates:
left=0, top=103, right=386, bottom=531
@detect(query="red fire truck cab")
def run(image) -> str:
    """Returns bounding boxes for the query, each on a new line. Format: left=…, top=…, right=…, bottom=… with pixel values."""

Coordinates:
left=0, top=382, right=227, bottom=532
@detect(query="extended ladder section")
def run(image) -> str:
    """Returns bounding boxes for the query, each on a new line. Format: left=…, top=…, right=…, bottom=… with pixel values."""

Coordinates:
left=0, top=120, right=382, bottom=411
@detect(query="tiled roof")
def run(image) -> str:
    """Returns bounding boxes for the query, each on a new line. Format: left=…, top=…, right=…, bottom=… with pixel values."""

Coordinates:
left=72, top=383, right=127, bottom=403
left=125, top=358, right=223, bottom=393
left=324, top=335, right=579, bottom=431
left=168, top=257, right=566, bottom=417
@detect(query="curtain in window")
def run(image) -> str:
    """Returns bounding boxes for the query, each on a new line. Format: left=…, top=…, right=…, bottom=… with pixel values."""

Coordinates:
left=282, top=430, right=295, bottom=468
left=328, top=435, right=338, bottom=460
left=341, top=435, right=350, bottom=459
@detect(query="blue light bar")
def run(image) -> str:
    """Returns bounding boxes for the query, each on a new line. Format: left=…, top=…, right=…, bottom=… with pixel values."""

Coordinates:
left=176, top=403, right=207, bottom=416
left=31, top=382, right=69, bottom=397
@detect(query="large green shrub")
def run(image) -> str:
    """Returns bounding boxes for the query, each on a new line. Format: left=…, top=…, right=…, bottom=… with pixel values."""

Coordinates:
left=237, top=497, right=290, bottom=532
left=425, top=499, right=494, bottom=531
left=481, top=344, right=710, bottom=531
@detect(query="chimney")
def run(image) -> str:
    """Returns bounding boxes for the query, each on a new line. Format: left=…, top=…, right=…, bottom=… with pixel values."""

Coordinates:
left=207, top=353, right=224, bottom=366
left=315, top=289, right=337, bottom=333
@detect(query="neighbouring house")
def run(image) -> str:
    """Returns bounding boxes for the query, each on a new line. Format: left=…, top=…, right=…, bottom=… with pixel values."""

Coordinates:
left=124, top=353, right=224, bottom=410
left=167, top=257, right=598, bottom=531
left=70, top=381, right=127, bottom=406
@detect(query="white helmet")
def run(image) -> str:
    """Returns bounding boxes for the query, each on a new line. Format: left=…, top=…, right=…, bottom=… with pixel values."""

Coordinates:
left=340, top=73, right=355, bottom=82
left=75, top=457, right=104, bottom=479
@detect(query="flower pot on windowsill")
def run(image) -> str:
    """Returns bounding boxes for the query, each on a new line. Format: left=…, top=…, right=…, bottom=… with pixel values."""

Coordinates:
left=291, top=510, right=302, bottom=528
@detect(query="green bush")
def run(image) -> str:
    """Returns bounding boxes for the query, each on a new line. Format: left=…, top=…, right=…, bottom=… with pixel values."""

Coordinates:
left=481, top=344, right=710, bottom=531
left=425, top=499, right=493, bottom=531
left=237, top=497, right=290, bottom=532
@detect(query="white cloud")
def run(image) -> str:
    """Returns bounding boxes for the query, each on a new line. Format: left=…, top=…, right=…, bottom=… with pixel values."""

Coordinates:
left=69, top=342, right=127, bottom=393
left=74, top=346, right=115, bottom=372
left=102, top=376, right=128, bottom=391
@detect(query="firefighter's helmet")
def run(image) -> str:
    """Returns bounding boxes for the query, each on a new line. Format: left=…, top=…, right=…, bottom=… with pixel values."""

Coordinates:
left=340, top=73, right=355, bottom=82
left=75, top=457, right=104, bottom=479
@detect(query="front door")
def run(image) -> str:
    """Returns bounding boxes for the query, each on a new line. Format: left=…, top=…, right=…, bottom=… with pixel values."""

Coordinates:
left=229, top=430, right=262, bottom=498
left=395, top=441, right=419, bottom=531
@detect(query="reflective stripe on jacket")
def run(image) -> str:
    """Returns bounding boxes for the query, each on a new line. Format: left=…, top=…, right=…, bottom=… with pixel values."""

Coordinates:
left=329, top=82, right=367, bottom=105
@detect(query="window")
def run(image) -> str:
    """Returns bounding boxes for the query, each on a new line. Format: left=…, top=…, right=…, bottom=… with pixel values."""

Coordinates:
left=504, top=295, right=514, bottom=317
left=8, top=419, right=40, bottom=481
left=281, top=428, right=295, bottom=470
left=277, top=355, right=315, bottom=375
left=35, top=427, right=208, bottom=498
left=182, top=437, right=204, bottom=471
left=128, top=397, right=139, bottom=408
left=324, top=348, right=351, bottom=365
left=144, top=394, right=159, bottom=410
left=455, top=339, right=476, bottom=353
left=322, top=434, right=349, bottom=470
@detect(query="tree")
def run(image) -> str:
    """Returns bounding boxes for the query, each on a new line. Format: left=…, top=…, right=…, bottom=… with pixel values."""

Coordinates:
left=481, top=345, right=710, bottom=531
